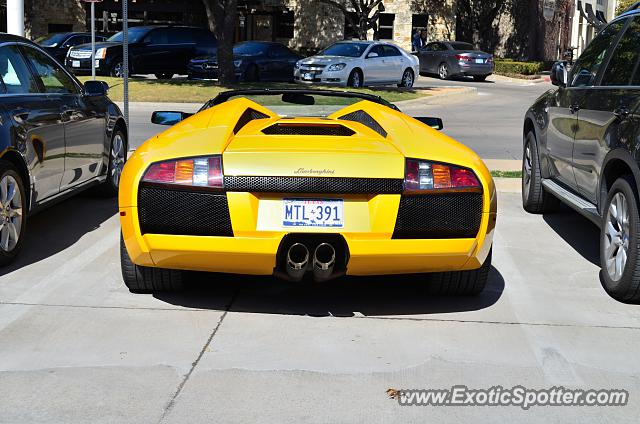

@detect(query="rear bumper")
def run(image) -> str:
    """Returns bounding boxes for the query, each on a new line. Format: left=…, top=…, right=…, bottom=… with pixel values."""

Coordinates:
left=120, top=203, right=496, bottom=276
left=453, top=62, right=494, bottom=76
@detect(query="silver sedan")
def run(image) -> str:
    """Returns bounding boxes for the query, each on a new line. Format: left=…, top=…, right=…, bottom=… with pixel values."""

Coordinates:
left=417, top=41, right=494, bottom=81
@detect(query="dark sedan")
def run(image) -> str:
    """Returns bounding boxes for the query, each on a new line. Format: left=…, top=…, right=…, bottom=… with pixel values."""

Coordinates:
left=36, top=32, right=107, bottom=64
left=187, top=41, right=302, bottom=82
left=0, top=34, right=127, bottom=265
left=417, top=41, right=493, bottom=81
left=66, top=26, right=217, bottom=78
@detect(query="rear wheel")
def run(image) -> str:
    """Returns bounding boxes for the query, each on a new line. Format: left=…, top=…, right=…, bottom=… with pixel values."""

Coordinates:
left=599, top=176, right=640, bottom=303
left=430, top=249, right=492, bottom=295
left=120, top=234, right=185, bottom=293
left=154, top=73, right=174, bottom=80
left=0, top=161, right=26, bottom=266
left=398, top=68, right=414, bottom=88
left=522, top=131, right=559, bottom=213
left=93, top=128, right=126, bottom=197
left=473, top=74, right=489, bottom=82
left=438, top=62, right=450, bottom=80
left=347, top=69, right=363, bottom=88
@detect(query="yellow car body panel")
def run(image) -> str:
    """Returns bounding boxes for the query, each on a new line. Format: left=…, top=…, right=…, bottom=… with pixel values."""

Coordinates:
left=119, top=96, right=497, bottom=277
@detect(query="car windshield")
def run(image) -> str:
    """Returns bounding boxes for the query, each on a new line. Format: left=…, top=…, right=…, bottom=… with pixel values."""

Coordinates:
left=108, top=27, right=150, bottom=43
left=234, top=42, right=269, bottom=56
left=202, top=90, right=397, bottom=118
left=35, top=33, right=69, bottom=47
left=449, top=42, right=475, bottom=51
left=319, top=42, right=369, bottom=58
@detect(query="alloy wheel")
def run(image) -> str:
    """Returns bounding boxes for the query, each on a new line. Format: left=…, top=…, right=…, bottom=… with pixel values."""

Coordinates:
left=111, top=133, right=126, bottom=187
left=523, top=141, right=532, bottom=195
left=402, top=70, right=414, bottom=87
left=0, top=175, right=22, bottom=252
left=112, top=62, right=124, bottom=78
left=604, top=192, right=630, bottom=281
left=351, top=72, right=361, bottom=88
left=439, top=64, right=448, bottom=79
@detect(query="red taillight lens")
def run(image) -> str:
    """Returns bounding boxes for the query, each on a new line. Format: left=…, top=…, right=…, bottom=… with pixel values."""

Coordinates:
left=142, top=156, right=224, bottom=189
left=487, top=56, right=493, bottom=64
left=404, top=159, right=480, bottom=192
left=456, top=55, right=472, bottom=62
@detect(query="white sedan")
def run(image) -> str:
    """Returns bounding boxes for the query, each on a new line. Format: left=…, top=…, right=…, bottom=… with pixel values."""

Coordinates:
left=294, top=41, right=419, bottom=88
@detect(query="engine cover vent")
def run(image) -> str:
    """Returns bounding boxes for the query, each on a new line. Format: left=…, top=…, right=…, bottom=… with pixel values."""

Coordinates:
left=338, top=110, right=387, bottom=138
left=262, top=123, right=355, bottom=136
left=234, top=108, right=270, bottom=134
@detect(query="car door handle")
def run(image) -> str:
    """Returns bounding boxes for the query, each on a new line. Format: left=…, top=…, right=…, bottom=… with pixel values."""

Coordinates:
left=614, top=106, right=631, bottom=121
left=570, top=104, right=580, bottom=114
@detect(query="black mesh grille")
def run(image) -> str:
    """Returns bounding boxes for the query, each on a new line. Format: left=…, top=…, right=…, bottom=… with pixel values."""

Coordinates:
left=262, top=123, right=355, bottom=136
left=234, top=108, right=270, bottom=134
left=339, top=110, right=387, bottom=138
left=138, top=186, right=233, bottom=236
left=393, top=192, right=483, bottom=239
left=225, top=176, right=403, bottom=194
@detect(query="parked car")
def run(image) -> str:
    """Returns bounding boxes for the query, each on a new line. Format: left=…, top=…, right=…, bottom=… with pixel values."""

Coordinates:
left=522, top=8, right=640, bottom=302
left=0, top=34, right=127, bottom=265
left=188, top=41, right=302, bottom=82
left=417, top=41, right=493, bottom=81
left=65, top=25, right=217, bottom=78
left=294, top=41, right=419, bottom=88
left=36, top=32, right=107, bottom=64
left=119, top=88, right=494, bottom=293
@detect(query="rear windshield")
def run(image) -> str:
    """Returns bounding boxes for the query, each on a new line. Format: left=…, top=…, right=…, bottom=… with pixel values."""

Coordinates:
left=449, top=42, right=475, bottom=51
left=319, top=43, right=369, bottom=58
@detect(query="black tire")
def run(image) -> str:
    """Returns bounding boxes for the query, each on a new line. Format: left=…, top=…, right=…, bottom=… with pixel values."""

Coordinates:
left=0, top=160, right=27, bottom=266
left=154, top=73, right=174, bottom=80
left=430, top=249, right=492, bottom=295
left=93, top=128, right=127, bottom=197
left=109, top=58, right=125, bottom=78
left=120, top=234, right=185, bottom=293
left=522, top=131, right=560, bottom=213
left=599, top=176, right=640, bottom=303
left=398, top=68, right=415, bottom=88
left=473, top=75, right=489, bottom=82
left=438, top=62, right=450, bottom=80
left=244, top=65, right=259, bottom=82
left=347, top=69, right=363, bottom=88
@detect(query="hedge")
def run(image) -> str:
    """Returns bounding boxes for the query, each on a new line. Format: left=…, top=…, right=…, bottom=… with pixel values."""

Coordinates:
left=494, top=59, right=545, bottom=76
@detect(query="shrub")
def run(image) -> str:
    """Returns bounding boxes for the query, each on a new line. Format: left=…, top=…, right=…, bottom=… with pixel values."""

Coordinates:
left=494, top=60, right=545, bottom=76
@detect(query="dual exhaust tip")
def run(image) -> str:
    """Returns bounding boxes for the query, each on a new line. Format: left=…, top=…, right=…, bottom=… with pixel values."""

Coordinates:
left=286, top=242, right=336, bottom=282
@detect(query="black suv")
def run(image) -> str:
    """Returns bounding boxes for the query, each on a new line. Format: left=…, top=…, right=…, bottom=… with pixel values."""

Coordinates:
left=65, top=26, right=217, bottom=79
left=523, top=5, right=640, bottom=302
left=36, top=32, right=107, bottom=64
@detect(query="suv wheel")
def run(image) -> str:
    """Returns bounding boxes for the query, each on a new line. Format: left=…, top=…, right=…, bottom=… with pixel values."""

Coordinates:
left=93, top=129, right=127, bottom=197
left=110, top=59, right=125, bottom=78
left=522, top=131, right=559, bottom=213
left=120, top=234, right=185, bottom=293
left=600, top=176, right=640, bottom=302
left=0, top=160, right=27, bottom=266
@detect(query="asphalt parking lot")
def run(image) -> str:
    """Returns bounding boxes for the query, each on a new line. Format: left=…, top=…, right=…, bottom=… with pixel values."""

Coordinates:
left=1, top=76, right=638, bottom=423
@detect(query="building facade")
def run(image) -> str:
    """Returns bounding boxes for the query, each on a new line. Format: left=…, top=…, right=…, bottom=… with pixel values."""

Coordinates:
left=570, top=0, right=618, bottom=56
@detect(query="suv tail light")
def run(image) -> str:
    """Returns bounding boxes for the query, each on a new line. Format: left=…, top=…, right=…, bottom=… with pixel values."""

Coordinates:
left=404, top=159, right=481, bottom=192
left=142, top=156, right=223, bottom=189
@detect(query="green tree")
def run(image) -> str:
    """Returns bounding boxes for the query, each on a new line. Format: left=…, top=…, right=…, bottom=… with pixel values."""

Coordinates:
left=617, top=0, right=637, bottom=15
left=318, top=0, right=385, bottom=40
left=201, top=0, right=237, bottom=85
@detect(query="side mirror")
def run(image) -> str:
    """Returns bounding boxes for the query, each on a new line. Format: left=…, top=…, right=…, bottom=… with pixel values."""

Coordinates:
left=415, top=117, right=444, bottom=130
left=367, top=52, right=379, bottom=59
left=550, top=61, right=568, bottom=88
left=151, top=111, right=192, bottom=126
left=84, top=80, right=108, bottom=96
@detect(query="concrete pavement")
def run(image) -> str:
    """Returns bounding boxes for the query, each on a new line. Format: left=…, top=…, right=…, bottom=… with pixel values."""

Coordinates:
left=0, top=189, right=638, bottom=423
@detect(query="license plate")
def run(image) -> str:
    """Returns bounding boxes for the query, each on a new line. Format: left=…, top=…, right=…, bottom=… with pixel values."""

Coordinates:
left=72, top=60, right=80, bottom=68
left=302, top=73, right=314, bottom=80
left=283, top=198, right=343, bottom=228
left=475, top=58, right=484, bottom=64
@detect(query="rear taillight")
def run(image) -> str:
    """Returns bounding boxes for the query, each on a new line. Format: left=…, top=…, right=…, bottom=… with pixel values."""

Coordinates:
left=456, top=55, right=473, bottom=62
left=142, top=156, right=224, bottom=189
left=487, top=56, right=493, bottom=64
left=404, top=159, right=481, bottom=192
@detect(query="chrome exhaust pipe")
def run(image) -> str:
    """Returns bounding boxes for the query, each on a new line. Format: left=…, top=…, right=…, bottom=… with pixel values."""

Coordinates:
left=313, top=243, right=336, bottom=281
left=286, top=243, right=309, bottom=281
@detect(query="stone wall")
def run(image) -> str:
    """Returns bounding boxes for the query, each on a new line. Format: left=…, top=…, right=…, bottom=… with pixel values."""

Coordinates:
left=25, top=0, right=86, bottom=39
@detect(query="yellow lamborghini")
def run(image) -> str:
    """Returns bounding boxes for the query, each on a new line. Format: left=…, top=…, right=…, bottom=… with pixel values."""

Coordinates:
left=119, top=89, right=496, bottom=294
